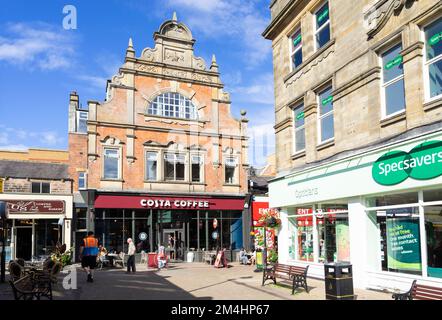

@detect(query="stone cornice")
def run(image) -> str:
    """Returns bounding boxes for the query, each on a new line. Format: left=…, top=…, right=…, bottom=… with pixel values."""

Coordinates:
left=263, top=0, right=304, bottom=40
left=332, top=67, right=381, bottom=103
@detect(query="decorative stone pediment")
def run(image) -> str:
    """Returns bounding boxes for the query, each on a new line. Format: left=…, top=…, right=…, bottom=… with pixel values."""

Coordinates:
left=364, top=0, right=417, bottom=39
left=100, top=136, right=124, bottom=146
left=143, top=140, right=172, bottom=148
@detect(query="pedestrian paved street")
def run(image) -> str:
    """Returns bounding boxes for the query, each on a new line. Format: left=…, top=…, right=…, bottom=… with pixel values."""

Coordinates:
left=0, top=262, right=392, bottom=300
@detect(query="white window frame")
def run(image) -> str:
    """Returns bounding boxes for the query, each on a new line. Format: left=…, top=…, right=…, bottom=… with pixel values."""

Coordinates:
left=380, top=42, right=405, bottom=119
left=317, top=85, right=334, bottom=144
left=289, top=27, right=302, bottom=72
left=76, top=111, right=88, bottom=133
left=164, top=152, right=186, bottom=182
left=423, top=17, right=442, bottom=103
left=145, top=151, right=159, bottom=181
left=191, top=154, right=204, bottom=183
left=148, top=92, right=198, bottom=120
left=314, top=0, right=331, bottom=52
left=78, top=172, right=87, bottom=190
left=103, top=147, right=121, bottom=180
left=293, top=102, right=306, bottom=153
left=224, top=156, right=238, bottom=185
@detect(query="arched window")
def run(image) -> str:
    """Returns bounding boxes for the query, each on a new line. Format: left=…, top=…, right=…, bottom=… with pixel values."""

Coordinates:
left=147, top=92, right=198, bottom=120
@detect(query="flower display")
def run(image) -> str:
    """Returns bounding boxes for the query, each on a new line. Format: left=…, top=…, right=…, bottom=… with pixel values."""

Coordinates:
left=258, top=208, right=281, bottom=228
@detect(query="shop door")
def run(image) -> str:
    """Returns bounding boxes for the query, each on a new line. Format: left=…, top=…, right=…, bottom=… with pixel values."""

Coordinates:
left=15, top=228, right=32, bottom=260
left=163, top=229, right=184, bottom=260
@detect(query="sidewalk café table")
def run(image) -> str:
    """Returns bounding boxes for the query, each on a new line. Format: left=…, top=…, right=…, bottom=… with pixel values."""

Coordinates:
left=148, top=252, right=158, bottom=268
left=106, top=253, right=119, bottom=267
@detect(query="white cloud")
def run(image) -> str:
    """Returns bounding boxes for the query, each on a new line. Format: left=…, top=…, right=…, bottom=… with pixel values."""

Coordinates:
left=0, top=125, right=65, bottom=149
left=0, top=22, right=76, bottom=71
left=0, top=144, right=29, bottom=151
left=228, top=73, right=274, bottom=105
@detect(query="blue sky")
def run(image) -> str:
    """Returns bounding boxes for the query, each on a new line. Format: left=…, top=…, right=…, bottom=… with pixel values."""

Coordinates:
left=0, top=0, right=275, bottom=167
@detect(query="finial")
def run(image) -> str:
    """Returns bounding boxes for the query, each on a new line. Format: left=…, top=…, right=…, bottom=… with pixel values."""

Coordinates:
left=212, top=54, right=217, bottom=65
left=172, top=12, right=177, bottom=22
left=128, top=37, right=133, bottom=48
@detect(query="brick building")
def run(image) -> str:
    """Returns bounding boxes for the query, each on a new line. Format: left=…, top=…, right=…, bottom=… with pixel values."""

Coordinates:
left=0, top=149, right=73, bottom=261
left=69, top=14, right=249, bottom=261
left=263, top=0, right=442, bottom=291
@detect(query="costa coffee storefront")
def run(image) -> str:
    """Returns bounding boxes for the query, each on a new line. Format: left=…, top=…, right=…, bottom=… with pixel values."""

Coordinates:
left=1, top=194, right=73, bottom=261
left=82, top=192, right=246, bottom=261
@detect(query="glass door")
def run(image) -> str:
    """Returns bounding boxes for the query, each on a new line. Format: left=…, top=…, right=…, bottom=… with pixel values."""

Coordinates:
left=15, top=227, right=32, bottom=260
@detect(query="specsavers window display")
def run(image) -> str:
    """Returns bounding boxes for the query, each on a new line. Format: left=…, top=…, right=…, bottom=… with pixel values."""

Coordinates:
left=288, top=205, right=349, bottom=263
left=366, top=189, right=442, bottom=279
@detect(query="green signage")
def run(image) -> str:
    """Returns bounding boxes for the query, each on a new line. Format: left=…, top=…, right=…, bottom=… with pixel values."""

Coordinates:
left=322, top=95, right=333, bottom=106
left=386, top=217, right=421, bottom=272
left=293, top=34, right=302, bottom=47
left=429, top=32, right=442, bottom=46
left=372, top=140, right=442, bottom=185
left=317, top=8, right=329, bottom=23
left=296, top=112, right=305, bottom=120
left=385, top=55, right=403, bottom=70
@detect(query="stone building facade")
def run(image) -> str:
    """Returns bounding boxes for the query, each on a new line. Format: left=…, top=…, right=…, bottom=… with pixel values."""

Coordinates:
left=264, top=1, right=442, bottom=291
left=0, top=153, right=73, bottom=262
left=69, top=15, right=249, bottom=261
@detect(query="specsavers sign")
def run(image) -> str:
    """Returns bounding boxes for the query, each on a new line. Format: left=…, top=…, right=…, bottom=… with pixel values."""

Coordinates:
left=372, top=140, right=442, bottom=186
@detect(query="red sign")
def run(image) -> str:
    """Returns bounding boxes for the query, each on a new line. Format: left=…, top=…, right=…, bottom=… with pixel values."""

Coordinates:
left=252, top=201, right=280, bottom=227
left=94, top=195, right=245, bottom=210
left=6, top=200, right=65, bottom=214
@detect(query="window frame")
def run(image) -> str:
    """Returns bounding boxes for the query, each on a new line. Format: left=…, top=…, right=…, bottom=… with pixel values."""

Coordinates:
left=317, top=84, right=334, bottom=144
left=224, top=156, right=238, bottom=185
left=380, top=41, right=406, bottom=119
left=191, top=153, right=204, bottom=183
left=103, top=147, right=121, bottom=180
left=76, top=111, right=88, bottom=133
left=314, top=0, right=331, bottom=52
left=163, top=152, right=186, bottom=182
left=423, top=16, right=442, bottom=103
left=147, top=92, right=198, bottom=120
left=31, top=181, right=51, bottom=194
left=78, top=172, right=87, bottom=190
left=145, top=151, right=159, bottom=182
left=289, top=26, right=303, bottom=72
left=293, top=102, right=306, bottom=153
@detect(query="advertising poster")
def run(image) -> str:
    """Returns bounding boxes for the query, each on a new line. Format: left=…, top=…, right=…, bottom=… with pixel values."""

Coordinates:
left=253, top=227, right=275, bottom=250
left=336, top=221, right=350, bottom=262
left=386, top=217, right=421, bottom=272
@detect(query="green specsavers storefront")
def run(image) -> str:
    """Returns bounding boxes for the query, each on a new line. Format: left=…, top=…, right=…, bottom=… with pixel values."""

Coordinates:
left=269, top=128, right=442, bottom=292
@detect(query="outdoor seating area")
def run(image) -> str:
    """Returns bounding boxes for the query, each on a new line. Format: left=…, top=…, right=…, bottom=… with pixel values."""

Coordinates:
left=392, top=280, right=442, bottom=300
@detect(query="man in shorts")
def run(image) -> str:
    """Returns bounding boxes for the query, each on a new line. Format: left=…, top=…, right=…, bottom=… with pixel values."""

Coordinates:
left=79, top=231, right=99, bottom=283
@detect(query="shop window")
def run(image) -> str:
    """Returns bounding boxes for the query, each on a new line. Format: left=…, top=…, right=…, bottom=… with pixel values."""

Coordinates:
left=191, top=154, right=203, bottom=182
left=375, top=207, right=422, bottom=275
left=424, top=189, right=442, bottom=202
left=145, top=151, right=158, bottom=181
left=147, top=92, right=198, bottom=120
left=77, top=110, right=88, bottom=133
left=78, top=172, right=87, bottom=190
left=317, top=211, right=349, bottom=263
left=381, top=43, right=405, bottom=117
left=164, top=153, right=185, bottom=181
left=317, top=85, right=334, bottom=143
left=424, top=205, right=442, bottom=278
left=75, top=208, right=87, bottom=230
left=315, top=1, right=331, bottom=50
left=292, top=208, right=314, bottom=262
left=103, top=148, right=120, bottom=180
left=34, top=219, right=59, bottom=257
left=225, top=157, right=237, bottom=184
left=424, top=18, right=442, bottom=100
left=32, top=182, right=50, bottom=194
left=290, top=27, right=303, bottom=70
left=366, top=192, right=418, bottom=207
left=293, top=103, right=305, bottom=152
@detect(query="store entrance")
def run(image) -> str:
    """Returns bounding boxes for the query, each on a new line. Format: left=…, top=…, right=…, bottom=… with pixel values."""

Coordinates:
left=15, top=227, right=32, bottom=260
left=162, top=229, right=185, bottom=261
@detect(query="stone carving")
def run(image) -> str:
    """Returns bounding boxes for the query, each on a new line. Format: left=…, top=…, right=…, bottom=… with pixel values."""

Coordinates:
left=144, top=117, right=205, bottom=128
left=141, top=47, right=158, bottom=62
left=163, top=69, right=188, bottom=79
left=286, top=46, right=335, bottom=87
left=164, top=49, right=185, bottom=63
left=364, top=0, right=416, bottom=38
left=135, top=63, right=160, bottom=74
left=111, top=73, right=124, bottom=86
left=193, top=56, right=207, bottom=70
left=191, top=73, right=211, bottom=82
left=164, top=24, right=188, bottom=40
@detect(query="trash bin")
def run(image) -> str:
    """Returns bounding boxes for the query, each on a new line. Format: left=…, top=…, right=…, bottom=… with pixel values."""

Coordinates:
left=186, top=251, right=194, bottom=263
left=324, top=262, right=354, bottom=300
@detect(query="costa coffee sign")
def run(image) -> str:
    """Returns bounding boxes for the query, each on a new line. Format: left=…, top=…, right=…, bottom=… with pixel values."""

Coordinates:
left=7, top=200, right=65, bottom=214
left=140, top=199, right=209, bottom=209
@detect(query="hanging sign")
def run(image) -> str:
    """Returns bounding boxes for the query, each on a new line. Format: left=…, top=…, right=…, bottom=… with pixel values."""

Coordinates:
left=385, top=55, right=403, bottom=70
left=429, top=32, right=442, bottom=46
left=372, top=140, right=442, bottom=185
left=322, top=95, right=333, bottom=106
left=317, top=8, right=329, bottom=23
left=211, top=231, right=219, bottom=240
left=139, top=232, right=147, bottom=241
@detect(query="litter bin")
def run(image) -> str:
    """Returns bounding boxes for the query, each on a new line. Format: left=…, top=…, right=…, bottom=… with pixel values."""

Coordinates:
left=324, top=262, right=354, bottom=300
left=186, top=251, right=194, bottom=263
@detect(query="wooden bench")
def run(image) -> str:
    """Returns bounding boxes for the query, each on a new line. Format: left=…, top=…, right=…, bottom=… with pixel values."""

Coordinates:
left=9, top=274, right=53, bottom=300
left=392, top=280, right=442, bottom=300
left=262, top=263, right=309, bottom=294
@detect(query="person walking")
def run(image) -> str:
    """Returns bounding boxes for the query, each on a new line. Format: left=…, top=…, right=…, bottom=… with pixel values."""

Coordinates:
left=126, top=238, right=136, bottom=273
left=79, top=231, right=99, bottom=283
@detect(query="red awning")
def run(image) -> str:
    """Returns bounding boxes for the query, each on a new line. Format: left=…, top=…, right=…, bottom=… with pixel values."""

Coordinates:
left=94, top=195, right=245, bottom=211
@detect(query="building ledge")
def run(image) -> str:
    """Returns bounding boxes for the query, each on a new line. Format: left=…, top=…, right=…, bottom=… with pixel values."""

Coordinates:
left=316, top=139, right=335, bottom=152
left=380, top=111, right=406, bottom=127
left=291, top=150, right=306, bottom=160
left=423, top=97, right=442, bottom=112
